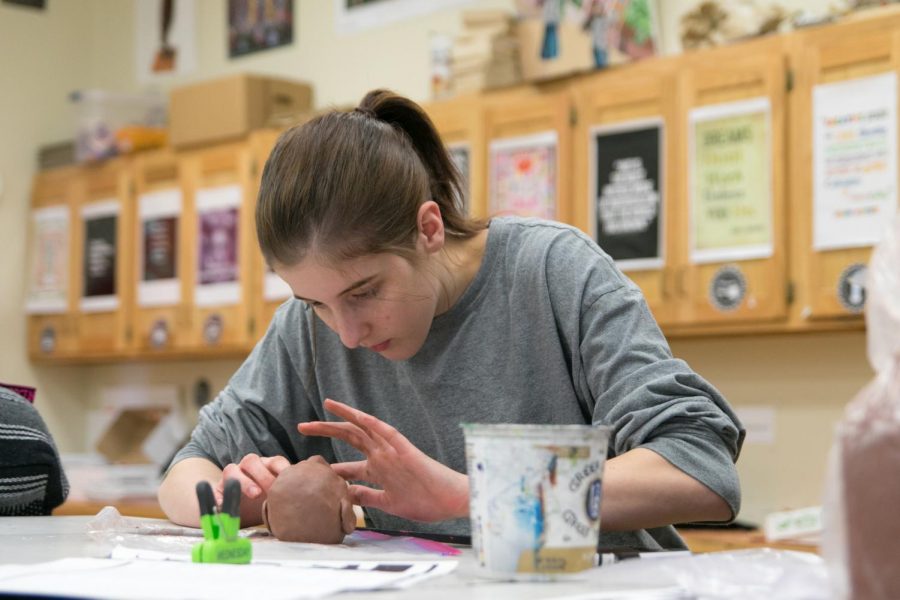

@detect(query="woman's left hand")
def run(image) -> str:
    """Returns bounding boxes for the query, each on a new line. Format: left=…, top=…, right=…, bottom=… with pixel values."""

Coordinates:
left=297, top=398, right=470, bottom=523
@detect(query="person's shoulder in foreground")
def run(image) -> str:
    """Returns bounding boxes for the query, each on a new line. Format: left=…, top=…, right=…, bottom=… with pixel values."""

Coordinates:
left=0, top=386, right=69, bottom=516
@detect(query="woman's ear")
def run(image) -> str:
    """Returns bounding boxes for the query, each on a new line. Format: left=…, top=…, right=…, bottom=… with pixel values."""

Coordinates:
left=416, top=200, right=445, bottom=254
left=340, top=498, right=358, bottom=535
left=261, top=499, right=274, bottom=534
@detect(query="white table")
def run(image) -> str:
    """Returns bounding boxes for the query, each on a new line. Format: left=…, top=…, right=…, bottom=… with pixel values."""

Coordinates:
left=0, top=516, right=829, bottom=600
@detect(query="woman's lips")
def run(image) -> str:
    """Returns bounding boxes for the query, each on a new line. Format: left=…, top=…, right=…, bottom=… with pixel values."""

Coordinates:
left=370, top=340, right=391, bottom=352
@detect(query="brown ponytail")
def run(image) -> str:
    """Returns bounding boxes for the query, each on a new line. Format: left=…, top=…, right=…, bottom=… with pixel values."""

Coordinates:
left=256, top=89, right=485, bottom=268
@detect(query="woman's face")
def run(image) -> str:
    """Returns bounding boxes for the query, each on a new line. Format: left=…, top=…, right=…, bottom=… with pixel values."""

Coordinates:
left=276, top=251, right=440, bottom=361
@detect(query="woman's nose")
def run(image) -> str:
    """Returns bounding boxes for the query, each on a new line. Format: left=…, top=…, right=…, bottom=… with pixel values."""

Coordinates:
left=335, top=312, right=364, bottom=349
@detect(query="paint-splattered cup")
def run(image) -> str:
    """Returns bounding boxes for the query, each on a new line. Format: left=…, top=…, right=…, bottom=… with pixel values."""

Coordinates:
left=462, top=423, right=610, bottom=579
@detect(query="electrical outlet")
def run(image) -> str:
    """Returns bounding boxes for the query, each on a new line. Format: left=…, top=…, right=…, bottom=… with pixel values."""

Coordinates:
left=735, top=405, right=775, bottom=445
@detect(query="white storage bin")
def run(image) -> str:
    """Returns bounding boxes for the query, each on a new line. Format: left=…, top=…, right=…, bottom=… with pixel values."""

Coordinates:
left=70, top=90, right=167, bottom=162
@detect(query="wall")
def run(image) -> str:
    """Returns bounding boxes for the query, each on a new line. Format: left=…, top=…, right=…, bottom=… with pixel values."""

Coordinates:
left=3, top=0, right=875, bottom=527
left=0, top=2, right=98, bottom=451
left=671, top=331, right=871, bottom=524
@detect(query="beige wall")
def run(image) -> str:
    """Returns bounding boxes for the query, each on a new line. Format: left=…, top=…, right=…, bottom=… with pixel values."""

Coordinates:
left=1, top=0, right=873, bottom=526
left=0, top=2, right=98, bottom=451
left=671, top=331, right=871, bottom=523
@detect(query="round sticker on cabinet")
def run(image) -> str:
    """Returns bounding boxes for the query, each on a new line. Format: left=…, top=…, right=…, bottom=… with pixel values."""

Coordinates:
left=150, top=319, right=169, bottom=349
left=709, top=265, right=747, bottom=312
left=39, top=326, right=56, bottom=354
left=837, top=263, right=868, bottom=314
left=203, top=314, right=223, bottom=345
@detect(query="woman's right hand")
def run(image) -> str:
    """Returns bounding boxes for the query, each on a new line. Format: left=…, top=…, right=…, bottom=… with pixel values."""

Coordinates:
left=213, top=453, right=291, bottom=506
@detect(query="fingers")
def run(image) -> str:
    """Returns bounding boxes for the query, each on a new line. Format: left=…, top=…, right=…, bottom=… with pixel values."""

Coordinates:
left=220, top=462, right=260, bottom=501
left=347, top=484, right=387, bottom=512
left=330, top=460, right=368, bottom=481
left=217, top=454, right=286, bottom=501
left=323, top=398, right=407, bottom=451
left=299, top=420, right=372, bottom=453
left=238, top=453, right=281, bottom=496
left=260, top=455, right=291, bottom=476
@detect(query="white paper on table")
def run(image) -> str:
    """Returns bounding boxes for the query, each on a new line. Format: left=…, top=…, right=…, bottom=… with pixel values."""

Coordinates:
left=138, top=189, right=182, bottom=308
left=545, top=589, right=689, bottom=600
left=813, top=72, right=898, bottom=251
left=0, top=557, right=455, bottom=600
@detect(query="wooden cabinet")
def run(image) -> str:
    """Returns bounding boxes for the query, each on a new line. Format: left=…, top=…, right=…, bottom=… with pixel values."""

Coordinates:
left=788, top=13, right=900, bottom=324
left=25, top=167, right=80, bottom=359
left=73, top=158, right=134, bottom=357
left=26, top=10, right=900, bottom=363
left=247, top=129, right=294, bottom=336
left=426, top=95, right=488, bottom=218
left=131, top=149, right=194, bottom=354
left=674, top=36, right=789, bottom=328
left=572, top=58, right=680, bottom=326
left=180, top=141, right=256, bottom=353
left=483, top=90, right=574, bottom=225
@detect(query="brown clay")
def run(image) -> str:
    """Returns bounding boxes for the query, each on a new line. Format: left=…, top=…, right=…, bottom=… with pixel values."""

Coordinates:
left=261, top=455, right=357, bottom=544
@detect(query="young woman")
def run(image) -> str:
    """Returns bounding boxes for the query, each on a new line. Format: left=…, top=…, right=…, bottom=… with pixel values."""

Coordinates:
left=158, top=90, right=744, bottom=551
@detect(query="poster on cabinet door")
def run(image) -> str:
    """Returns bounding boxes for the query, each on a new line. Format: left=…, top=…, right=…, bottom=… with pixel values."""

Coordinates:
left=689, top=97, right=773, bottom=264
left=448, top=141, right=470, bottom=214
left=813, top=72, right=898, bottom=251
left=138, top=188, right=182, bottom=307
left=25, top=205, right=70, bottom=315
left=591, top=118, right=663, bottom=271
left=489, top=131, right=557, bottom=220
left=80, top=200, right=120, bottom=312
left=195, top=185, right=241, bottom=307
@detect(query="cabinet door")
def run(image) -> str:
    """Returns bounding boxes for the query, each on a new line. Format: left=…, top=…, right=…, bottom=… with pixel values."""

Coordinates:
left=248, top=129, right=293, bottom=338
left=677, top=37, right=788, bottom=325
left=790, top=14, right=900, bottom=322
left=426, top=96, right=487, bottom=218
left=572, top=59, right=680, bottom=326
left=132, top=149, right=193, bottom=354
left=25, top=167, right=80, bottom=359
left=483, top=91, right=573, bottom=225
left=181, top=141, right=256, bottom=354
left=74, top=158, right=134, bottom=357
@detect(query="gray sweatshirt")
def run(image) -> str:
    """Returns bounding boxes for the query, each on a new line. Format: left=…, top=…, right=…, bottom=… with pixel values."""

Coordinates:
left=172, top=217, right=744, bottom=550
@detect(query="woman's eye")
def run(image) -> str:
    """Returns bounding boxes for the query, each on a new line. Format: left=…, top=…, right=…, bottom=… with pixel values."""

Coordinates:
left=352, top=288, right=377, bottom=301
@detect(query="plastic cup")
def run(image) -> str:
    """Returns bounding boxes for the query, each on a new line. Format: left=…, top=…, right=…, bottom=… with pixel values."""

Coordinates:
left=462, top=423, right=610, bottom=579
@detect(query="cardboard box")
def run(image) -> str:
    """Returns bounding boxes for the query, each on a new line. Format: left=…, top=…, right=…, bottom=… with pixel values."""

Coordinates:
left=169, top=74, right=313, bottom=148
left=89, top=385, right=187, bottom=466
left=516, top=18, right=594, bottom=82
left=95, top=407, right=169, bottom=464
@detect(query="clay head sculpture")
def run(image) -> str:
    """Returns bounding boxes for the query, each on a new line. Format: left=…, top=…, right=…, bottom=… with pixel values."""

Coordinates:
left=261, top=455, right=357, bottom=543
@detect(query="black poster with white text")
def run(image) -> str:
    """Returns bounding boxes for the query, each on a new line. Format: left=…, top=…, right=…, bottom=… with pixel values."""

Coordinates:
left=594, top=124, right=662, bottom=265
left=83, top=215, right=117, bottom=297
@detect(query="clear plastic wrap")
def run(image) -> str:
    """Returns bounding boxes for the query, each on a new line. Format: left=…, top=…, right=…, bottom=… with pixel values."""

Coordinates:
left=579, top=548, right=829, bottom=599
left=823, top=217, right=900, bottom=600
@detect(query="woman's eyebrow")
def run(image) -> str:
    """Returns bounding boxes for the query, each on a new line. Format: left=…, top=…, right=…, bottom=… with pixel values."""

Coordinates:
left=293, top=275, right=378, bottom=303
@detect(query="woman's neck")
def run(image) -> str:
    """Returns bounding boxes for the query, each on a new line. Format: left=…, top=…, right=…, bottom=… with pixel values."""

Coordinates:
left=433, top=229, right=489, bottom=315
